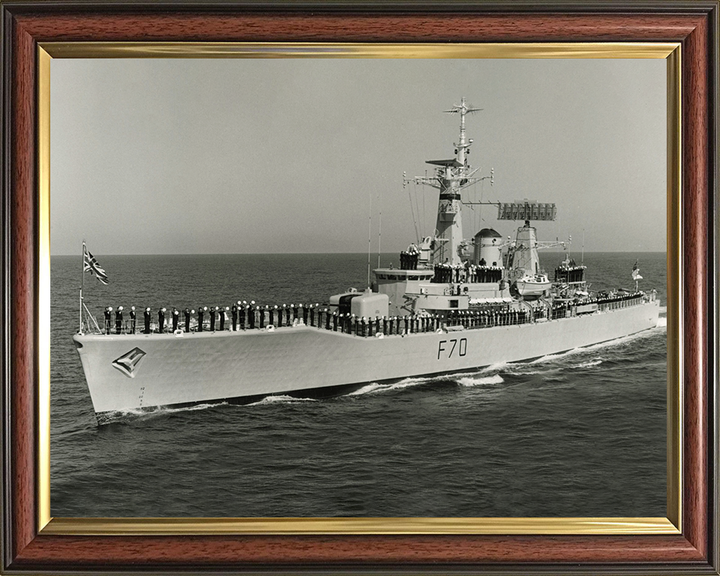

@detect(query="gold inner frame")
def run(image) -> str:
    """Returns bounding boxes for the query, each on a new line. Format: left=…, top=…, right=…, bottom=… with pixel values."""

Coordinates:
left=37, top=42, right=682, bottom=536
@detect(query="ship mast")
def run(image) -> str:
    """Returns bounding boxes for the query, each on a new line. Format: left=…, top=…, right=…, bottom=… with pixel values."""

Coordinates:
left=404, top=98, right=486, bottom=266
left=453, top=96, right=475, bottom=166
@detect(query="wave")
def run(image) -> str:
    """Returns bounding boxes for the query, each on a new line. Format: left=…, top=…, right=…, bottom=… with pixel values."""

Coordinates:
left=505, top=358, right=600, bottom=375
left=100, top=401, right=227, bottom=423
left=387, top=378, right=429, bottom=391
left=576, top=359, right=602, bottom=368
left=479, top=362, right=509, bottom=373
left=348, top=372, right=506, bottom=396
left=530, top=351, right=574, bottom=364
left=348, top=383, right=384, bottom=396
left=160, top=402, right=227, bottom=413
left=457, top=374, right=504, bottom=387
left=247, top=395, right=317, bottom=406
left=508, top=368, right=554, bottom=376
left=348, top=375, right=451, bottom=397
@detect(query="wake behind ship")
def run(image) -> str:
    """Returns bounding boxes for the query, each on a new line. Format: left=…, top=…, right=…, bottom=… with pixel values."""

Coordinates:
left=73, top=98, right=660, bottom=422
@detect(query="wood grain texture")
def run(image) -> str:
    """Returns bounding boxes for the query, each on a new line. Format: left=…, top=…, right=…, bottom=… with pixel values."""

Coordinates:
left=2, top=3, right=716, bottom=573
left=681, top=10, right=710, bottom=561
left=13, top=12, right=704, bottom=42
left=9, top=16, right=37, bottom=561
left=11, top=534, right=707, bottom=567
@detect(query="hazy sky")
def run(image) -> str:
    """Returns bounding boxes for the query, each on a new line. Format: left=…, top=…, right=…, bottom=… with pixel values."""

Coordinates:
left=50, top=58, right=666, bottom=256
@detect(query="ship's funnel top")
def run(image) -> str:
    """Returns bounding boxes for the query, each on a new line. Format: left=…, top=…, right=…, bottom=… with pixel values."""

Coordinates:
left=475, top=228, right=502, bottom=239
left=474, top=228, right=502, bottom=267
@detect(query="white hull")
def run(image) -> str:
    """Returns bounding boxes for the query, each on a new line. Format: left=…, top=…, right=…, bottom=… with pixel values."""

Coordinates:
left=74, top=301, right=660, bottom=418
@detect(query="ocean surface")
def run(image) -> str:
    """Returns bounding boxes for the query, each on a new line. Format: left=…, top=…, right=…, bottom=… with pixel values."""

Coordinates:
left=50, top=252, right=667, bottom=518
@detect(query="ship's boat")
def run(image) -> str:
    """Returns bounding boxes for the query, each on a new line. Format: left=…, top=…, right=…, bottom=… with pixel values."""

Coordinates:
left=72, top=98, right=660, bottom=423
left=515, top=274, right=552, bottom=298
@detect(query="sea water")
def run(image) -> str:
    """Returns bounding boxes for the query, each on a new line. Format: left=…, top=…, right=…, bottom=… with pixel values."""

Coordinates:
left=50, top=252, right=667, bottom=517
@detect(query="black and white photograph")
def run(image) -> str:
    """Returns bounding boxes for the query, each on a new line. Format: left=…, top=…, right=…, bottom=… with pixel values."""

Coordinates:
left=49, top=55, right=667, bottom=519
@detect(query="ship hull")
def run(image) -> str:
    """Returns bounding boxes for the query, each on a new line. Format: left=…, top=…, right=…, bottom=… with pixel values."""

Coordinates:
left=73, top=300, right=660, bottom=418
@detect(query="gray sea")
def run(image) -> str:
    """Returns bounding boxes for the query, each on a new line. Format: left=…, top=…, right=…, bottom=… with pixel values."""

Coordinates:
left=50, top=252, right=667, bottom=518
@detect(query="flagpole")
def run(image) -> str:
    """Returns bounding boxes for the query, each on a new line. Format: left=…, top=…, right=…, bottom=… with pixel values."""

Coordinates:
left=80, top=240, right=85, bottom=334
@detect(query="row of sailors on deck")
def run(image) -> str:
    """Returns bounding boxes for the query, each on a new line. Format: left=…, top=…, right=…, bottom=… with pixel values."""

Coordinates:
left=323, top=307, right=538, bottom=334
left=102, top=302, right=543, bottom=336
left=104, top=302, right=326, bottom=335
left=433, top=261, right=503, bottom=284
left=400, top=244, right=420, bottom=270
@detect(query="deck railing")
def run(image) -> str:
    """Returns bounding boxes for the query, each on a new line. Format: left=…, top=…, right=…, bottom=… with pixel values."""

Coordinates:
left=92, top=292, right=653, bottom=337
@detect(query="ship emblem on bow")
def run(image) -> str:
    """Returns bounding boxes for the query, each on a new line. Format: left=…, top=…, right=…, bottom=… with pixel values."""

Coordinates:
left=111, top=347, right=146, bottom=378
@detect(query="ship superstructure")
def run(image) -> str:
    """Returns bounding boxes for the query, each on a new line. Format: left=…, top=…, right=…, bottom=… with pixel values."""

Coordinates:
left=372, top=98, right=580, bottom=318
left=72, top=98, right=660, bottom=422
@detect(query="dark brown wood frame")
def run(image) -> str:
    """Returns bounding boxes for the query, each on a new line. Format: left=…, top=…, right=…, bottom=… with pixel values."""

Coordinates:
left=1, top=1, right=718, bottom=573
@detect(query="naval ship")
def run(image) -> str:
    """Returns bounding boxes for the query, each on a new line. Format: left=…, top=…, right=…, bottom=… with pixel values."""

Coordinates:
left=73, top=98, right=660, bottom=422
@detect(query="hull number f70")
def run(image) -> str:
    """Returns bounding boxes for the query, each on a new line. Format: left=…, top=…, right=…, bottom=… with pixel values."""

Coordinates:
left=438, top=338, right=467, bottom=360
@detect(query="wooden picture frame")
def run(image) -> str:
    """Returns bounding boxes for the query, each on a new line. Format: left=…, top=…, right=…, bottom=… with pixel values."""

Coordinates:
left=1, top=1, right=717, bottom=573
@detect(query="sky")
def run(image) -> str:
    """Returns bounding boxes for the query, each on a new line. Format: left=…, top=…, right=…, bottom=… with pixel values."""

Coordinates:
left=50, top=57, right=666, bottom=256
